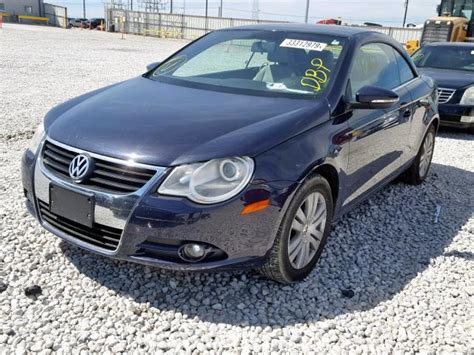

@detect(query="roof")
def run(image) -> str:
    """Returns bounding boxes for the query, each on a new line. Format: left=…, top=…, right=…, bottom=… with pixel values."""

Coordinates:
left=424, top=41, right=474, bottom=47
left=221, top=23, right=373, bottom=38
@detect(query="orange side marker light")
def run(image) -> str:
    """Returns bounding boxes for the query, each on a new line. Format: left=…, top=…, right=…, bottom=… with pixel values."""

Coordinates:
left=241, top=199, right=270, bottom=216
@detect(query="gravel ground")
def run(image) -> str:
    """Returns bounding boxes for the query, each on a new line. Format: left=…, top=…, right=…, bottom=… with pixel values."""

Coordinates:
left=1, top=24, right=473, bottom=353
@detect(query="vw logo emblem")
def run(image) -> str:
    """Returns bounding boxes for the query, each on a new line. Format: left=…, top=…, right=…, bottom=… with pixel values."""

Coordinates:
left=69, top=154, right=93, bottom=182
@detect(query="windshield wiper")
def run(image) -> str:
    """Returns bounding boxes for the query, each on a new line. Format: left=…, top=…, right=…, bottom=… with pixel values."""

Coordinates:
left=266, top=83, right=314, bottom=95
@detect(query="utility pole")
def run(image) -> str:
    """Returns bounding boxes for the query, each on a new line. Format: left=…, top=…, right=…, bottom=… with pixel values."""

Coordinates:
left=305, top=0, right=310, bottom=24
left=205, top=0, right=209, bottom=32
left=402, top=0, right=409, bottom=27
left=170, top=0, right=173, bottom=13
left=219, top=0, right=223, bottom=17
left=252, top=0, right=259, bottom=20
left=130, top=0, right=133, bottom=11
left=83, top=0, right=86, bottom=18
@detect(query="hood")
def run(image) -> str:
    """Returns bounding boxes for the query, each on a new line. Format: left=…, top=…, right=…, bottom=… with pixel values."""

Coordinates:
left=417, top=67, right=474, bottom=89
left=45, top=77, right=328, bottom=166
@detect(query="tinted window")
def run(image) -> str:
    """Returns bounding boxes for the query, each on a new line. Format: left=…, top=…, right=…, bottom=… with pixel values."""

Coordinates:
left=394, top=50, right=416, bottom=83
left=349, top=43, right=401, bottom=98
left=412, top=45, right=474, bottom=72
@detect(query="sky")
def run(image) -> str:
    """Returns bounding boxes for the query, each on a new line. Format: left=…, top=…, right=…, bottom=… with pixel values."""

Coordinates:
left=51, top=0, right=441, bottom=26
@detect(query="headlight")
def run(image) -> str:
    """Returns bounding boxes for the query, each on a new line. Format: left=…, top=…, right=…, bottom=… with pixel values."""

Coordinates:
left=28, top=122, right=45, bottom=154
left=158, top=157, right=254, bottom=204
left=460, top=86, right=474, bottom=105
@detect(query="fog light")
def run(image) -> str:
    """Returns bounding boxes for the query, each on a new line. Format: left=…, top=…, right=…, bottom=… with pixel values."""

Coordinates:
left=179, top=243, right=207, bottom=262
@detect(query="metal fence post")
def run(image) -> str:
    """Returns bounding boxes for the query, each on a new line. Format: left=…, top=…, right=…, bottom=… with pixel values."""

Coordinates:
left=102, top=8, right=423, bottom=42
left=158, top=13, right=162, bottom=36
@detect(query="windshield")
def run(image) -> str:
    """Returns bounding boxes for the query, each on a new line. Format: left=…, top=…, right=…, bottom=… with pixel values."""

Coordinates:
left=148, top=30, right=346, bottom=98
left=412, top=45, right=474, bottom=71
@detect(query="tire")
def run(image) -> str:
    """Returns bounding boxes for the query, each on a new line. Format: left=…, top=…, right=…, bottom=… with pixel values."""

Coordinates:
left=404, top=124, right=436, bottom=185
left=258, top=175, right=334, bottom=284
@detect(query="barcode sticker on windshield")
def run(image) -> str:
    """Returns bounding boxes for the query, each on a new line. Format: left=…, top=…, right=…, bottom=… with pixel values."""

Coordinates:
left=280, top=39, right=328, bottom=52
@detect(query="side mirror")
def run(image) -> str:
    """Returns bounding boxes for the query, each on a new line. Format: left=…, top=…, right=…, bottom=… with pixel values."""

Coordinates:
left=146, top=61, right=161, bottom=71
left=351, top=85, right=399, bottom=109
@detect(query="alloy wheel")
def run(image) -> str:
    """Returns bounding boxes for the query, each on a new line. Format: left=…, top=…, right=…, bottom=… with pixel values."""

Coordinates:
left=288, top=192, right=327, bottom=269
left=419, top=130, right=434, bottom=177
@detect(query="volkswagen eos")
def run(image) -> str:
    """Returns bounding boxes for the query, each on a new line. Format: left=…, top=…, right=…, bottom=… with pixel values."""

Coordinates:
left=22, top=25, right=439, bottom=283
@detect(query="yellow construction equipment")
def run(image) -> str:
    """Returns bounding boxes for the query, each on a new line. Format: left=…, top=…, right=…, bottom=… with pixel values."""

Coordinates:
left=407, top=0, right=474, bottom=55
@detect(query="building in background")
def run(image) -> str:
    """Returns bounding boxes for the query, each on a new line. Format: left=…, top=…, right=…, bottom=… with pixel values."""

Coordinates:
left=0, top=0, right=45, bottom=17
left=0, top=0, right=67, bottom=27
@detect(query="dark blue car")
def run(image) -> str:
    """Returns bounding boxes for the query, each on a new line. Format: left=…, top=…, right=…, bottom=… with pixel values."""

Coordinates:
left=412, top=42, right=474, bottom=131
left=22, top=24, right=439, bottom=283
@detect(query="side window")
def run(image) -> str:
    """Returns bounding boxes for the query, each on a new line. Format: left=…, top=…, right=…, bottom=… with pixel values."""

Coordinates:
left=349, top=43, right=401, bottom=98
left=24, top=6, right=33, bottom=14
left=394, top=50, right=416, bottom=84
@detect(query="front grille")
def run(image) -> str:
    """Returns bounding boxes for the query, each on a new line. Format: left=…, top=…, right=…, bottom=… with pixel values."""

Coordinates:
left=38, top=200, right=122, bottom=251
left=42, top=140, right=157, bottom=194
left=438, top=88, right=456, bottom=104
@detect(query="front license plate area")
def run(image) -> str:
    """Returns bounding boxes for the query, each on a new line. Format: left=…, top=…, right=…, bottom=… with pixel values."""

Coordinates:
left=49, top=184, right=94, bottom=228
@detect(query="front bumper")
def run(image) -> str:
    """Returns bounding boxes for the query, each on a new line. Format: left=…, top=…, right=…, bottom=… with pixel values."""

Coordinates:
left=22, top=140, right=296, bottom=271
left=439, top=104, right=474, bottom=129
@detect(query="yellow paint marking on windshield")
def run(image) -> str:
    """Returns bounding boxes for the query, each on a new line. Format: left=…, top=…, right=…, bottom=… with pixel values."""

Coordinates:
left=300, top=58, right=331, bottom=92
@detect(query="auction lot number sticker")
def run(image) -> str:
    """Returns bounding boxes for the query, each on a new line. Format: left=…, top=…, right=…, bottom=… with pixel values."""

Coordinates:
left=280, top=39, right=328, bottom=52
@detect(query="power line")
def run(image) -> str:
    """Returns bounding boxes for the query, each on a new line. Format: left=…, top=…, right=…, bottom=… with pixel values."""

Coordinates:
left=96, top=0, right=435, bottom=25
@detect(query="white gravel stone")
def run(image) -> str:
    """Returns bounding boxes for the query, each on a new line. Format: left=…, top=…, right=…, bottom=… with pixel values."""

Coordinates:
left=0, top=23, right=473, bottom=353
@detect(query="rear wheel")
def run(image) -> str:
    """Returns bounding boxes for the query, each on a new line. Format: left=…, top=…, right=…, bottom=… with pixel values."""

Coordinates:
left=404, top=124, right=436, bottom=185
left=258, top=175, right=333, bottom=283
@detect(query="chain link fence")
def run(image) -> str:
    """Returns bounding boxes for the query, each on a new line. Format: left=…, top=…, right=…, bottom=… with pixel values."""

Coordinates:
left=106, top=8, right=422, bottom=43
left=106, top=8, right=283, bottom=39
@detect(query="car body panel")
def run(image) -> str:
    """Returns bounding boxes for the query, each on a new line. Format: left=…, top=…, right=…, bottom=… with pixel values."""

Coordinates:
left=45, top=76, right=328, bottom=167
left=417, top=67, right=474, bottom=89
left=404, top=75, right=437, bottom=155
left=22, top=24, right=439, bottom=271
left=414, top=43, right=474, bottom=129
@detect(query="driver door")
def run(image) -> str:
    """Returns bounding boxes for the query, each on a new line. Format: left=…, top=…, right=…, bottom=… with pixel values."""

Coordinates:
left=343, top=43, right=412, bottom=208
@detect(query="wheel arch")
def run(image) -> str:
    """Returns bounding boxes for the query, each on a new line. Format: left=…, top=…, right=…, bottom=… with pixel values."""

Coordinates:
left=305, top=163, right=340, bottom=209
left=430, top=114, right=440, bottom=133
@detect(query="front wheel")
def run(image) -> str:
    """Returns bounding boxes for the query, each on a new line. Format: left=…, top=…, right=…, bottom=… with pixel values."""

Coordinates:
left=258, top=175, right=333, bottom=283
left=404, top=124, right=436, bottom=185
